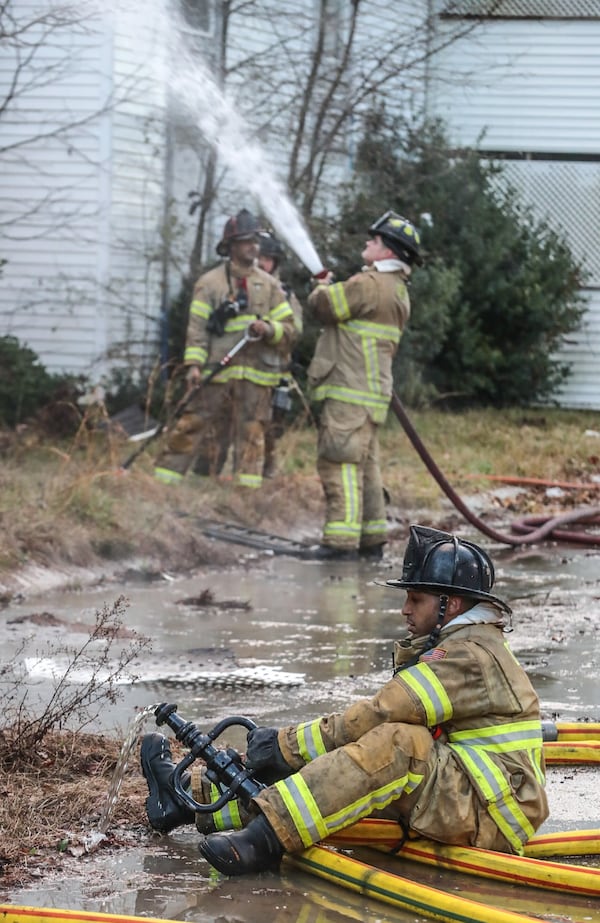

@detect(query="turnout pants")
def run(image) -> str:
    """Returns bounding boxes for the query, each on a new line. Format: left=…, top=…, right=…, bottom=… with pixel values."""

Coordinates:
left=185, top=722, right=512, bottom=855
left=255, top=722, right=513, bottom=855
left=154, top=379, right=272, bottom=489
left=317, top=400, right=386, bottom=550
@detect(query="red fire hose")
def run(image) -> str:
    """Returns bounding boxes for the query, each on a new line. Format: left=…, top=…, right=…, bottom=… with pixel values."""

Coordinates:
left=390, top=392, right=600, bottom=546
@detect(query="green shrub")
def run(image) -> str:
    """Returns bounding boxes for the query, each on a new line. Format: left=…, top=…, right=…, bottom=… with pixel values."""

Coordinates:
left=0, top=336, right=77, bottom=429
left=329, top=117, right=586, bottom=407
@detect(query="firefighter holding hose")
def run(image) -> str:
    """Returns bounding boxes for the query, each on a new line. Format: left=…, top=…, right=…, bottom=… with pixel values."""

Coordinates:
left=154, top=209, right=295, bottom=489
left=306, top=211, right=421, bottom=560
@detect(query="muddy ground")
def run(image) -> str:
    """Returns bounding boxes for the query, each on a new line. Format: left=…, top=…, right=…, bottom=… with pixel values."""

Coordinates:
left=1, top=487, right=599, bottom=922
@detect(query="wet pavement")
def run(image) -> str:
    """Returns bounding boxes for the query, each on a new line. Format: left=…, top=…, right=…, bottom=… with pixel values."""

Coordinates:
left=2, top=532, right=600, bottom=922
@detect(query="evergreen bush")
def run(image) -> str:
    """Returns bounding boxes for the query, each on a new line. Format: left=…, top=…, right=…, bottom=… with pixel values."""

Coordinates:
left=0, top=336, right=74, bottom=428
left=327, top=118, right=586, bottom=407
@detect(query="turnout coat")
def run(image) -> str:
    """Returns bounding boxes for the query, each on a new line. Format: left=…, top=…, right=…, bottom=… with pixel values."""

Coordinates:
left=255, top=615, right=549, bottom=855
left=185, top=260, right=295, bottom=387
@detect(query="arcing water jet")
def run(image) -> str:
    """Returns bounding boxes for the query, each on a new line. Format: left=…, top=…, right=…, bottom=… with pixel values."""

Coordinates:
left=150, top=0, right=327, bottom=276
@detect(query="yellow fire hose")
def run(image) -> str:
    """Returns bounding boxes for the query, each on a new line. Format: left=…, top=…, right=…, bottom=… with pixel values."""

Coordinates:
left=328, top=818, right=600, bottom=896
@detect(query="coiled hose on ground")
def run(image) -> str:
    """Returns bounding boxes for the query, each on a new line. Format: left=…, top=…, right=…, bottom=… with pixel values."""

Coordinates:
left=391, top=392, right=600, bottom=546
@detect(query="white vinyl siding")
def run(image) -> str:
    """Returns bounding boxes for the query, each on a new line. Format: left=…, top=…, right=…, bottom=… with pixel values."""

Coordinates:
left=0, top=2, right=168, bottom=377
left=428, top=11, right=600, bottom=408
left=429, top=19, right=600, bottom=155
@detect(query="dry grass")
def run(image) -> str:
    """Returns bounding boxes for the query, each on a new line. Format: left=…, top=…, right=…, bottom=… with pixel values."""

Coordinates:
left=0, top=730, right=147, bottom=888
left=1, top=406, right=599, bottom=582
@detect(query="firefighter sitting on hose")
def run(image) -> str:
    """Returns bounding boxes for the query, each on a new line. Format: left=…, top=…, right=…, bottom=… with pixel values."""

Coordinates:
left=154, top=208, right=295, bottom=489
left=140, top=525, right=549, bottom=875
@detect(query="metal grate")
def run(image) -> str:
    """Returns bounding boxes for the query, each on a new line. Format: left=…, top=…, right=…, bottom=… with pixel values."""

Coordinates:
left=487, top=159, right=600, bottom=284
left=441, top=0, right=600, bottom=18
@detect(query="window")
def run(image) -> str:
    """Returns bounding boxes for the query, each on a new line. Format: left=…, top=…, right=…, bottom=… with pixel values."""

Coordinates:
left=179, top=0, right=212, bottom=36
left=440, top=0, right=600, bottom=18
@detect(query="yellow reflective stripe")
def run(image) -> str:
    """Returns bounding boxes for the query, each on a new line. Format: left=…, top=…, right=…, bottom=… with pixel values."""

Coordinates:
left=323, top=464, right=360, bottom=539
left=269, top=318, right=284, bottom=344
left=504, top=640, right=524, bottom=667
left=532, top=745, right=546, bottom=785
left=275, top=769, right=425, bottom=847
left=327, top=283, right=351, bottom=321
left=345, top=318, right=401, bottom=342
left=184, top=346, right=208, bottom=364
left=311, top=384, right=390, bottom=412
left=342, top=463, right=359, bottom=526
left=451, top=744, right=535, bottom=852
left=209, top=783, right=243, bottom=831
left=208, top=312, right=260, bottom=336
left=448, top=720, right=543, bottom=752
left=154, top=467, right=183, bottom=485
left=324, top=773, right=423, bottom=834
left=362, top=519, right=387, bottom=535
left=190, top=300, right=212, bottom=318
left=296, top=719, right=328, bottom=762
left=275, top=775, right=328, bottom=847
left=269, top=300, right=293, bottom=321
left=324, top=523, right=361, bottom=540
left=236, top=472, right=262, bottom=489
left=399, top=663, right=454, bottom=726
left=203, top=365, right=283, bottom=387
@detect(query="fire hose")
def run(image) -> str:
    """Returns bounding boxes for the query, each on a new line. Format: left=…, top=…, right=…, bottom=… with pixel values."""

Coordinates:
left=119, top=327, right=259, bottom=471
left=390, top=391, right=600, bottom=546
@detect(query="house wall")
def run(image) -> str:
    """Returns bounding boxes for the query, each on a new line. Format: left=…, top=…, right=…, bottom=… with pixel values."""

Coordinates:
left=428, top=8, right=600, bottom=408
left=0, top=1, right=168, bottom=379
left=0, top=2, right=113, bottom=375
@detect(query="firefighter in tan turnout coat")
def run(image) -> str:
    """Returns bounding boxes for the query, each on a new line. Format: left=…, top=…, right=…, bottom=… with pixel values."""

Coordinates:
left=140, top=525, right=549, bottom=876
left=154, top=209, right=295, bottom=489
left=306, top=211, right=421, bottom=560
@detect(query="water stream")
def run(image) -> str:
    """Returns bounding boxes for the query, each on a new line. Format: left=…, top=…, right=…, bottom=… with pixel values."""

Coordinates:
left=98, top=704, right=160, bottom=834
left=152, top=0, right=325, bottom=274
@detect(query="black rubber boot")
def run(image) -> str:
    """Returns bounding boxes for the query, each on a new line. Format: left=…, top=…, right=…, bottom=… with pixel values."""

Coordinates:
left=198, top=813, right=284, bottom=876
left=358, top=543, right=385, bottom=560
left=140, top=733, right=195, bottom=833
left=309, top=544, right=358, bottom=561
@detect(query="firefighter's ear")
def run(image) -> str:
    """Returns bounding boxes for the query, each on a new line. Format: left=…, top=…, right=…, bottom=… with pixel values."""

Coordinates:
left=445, top=596, right=466, bottom=620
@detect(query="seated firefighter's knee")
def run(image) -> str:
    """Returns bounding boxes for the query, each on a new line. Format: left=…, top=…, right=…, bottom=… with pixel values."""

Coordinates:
left=342, top=722, right=436, bottom=776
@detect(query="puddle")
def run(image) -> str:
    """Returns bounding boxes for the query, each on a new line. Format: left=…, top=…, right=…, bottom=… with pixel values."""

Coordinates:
left=2, top=536, right=600, bottom=920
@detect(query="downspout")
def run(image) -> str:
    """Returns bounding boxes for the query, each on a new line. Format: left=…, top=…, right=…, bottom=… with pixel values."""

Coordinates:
left=160, top=118, right=174, bottom=377
left=424, top=0, right=434, bottom=116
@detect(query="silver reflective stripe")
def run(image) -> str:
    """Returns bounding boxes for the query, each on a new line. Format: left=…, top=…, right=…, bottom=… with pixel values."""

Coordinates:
left=400, top=663, right=453, bottom=725
left=296, top=719, right=326, bottom=762
left=450, top=744, right=535, bottom=850
left=448, top=721, right=543, bottom=751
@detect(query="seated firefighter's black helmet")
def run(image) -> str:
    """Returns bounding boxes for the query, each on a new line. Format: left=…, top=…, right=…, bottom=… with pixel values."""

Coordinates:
left=386, top=525, right=512, bottom=615
left=216, top=209, right=263, bottom=257
left=369, top=210, right=423, bottom=266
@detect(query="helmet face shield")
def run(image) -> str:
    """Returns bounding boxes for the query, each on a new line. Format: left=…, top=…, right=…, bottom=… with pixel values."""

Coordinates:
left=386, top=525, right=511, bottom=615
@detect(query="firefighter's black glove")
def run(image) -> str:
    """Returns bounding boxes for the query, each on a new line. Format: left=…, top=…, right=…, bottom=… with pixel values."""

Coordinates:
left=245, top=726, right=293, bottom=783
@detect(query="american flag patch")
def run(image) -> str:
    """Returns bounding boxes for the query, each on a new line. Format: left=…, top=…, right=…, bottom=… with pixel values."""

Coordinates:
left=421, top=648, right=447, bottom=661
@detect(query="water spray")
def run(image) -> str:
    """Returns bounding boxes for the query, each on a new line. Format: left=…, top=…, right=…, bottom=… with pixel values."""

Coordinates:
left=155, top=0, right=328, bottom=277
